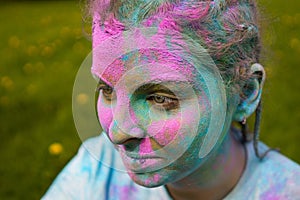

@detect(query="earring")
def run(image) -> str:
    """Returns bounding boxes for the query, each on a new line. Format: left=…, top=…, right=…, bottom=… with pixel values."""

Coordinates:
left=241, top=117, right=247, bottom=125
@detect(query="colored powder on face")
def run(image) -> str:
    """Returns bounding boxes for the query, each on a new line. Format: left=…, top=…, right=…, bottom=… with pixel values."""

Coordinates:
left=93, top=26, right=227, bottom=176
left=100, top=48, right=197, bottom=87
left=138, top=138, right=153, bottom=155
left=147, top=119, right=181, bottom=147
left=144, top=173, right=162, bottom=185
left=97, top=101, right=113, bottom=133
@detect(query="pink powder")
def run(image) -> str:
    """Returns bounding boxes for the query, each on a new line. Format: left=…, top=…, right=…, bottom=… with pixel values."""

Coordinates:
left=148, top=119, right=181, bottom=147
left=144, top=174, right=162, bottom=185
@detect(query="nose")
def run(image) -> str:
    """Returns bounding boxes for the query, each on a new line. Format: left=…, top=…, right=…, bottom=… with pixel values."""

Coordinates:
left=108, top=101, right=146, bottom=144
left=108, top=121, right=145, bottom=144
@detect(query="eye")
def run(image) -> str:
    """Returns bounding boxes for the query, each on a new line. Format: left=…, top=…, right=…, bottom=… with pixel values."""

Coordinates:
left=152, top=95, right=165, bottom=103
left=146, top=94, right=179, bottom=111
left=97, top=84, right=114, bottom=101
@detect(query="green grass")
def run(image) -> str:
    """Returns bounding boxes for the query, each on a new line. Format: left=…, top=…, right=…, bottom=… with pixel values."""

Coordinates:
left=257, top=0, right=300, bottom=160
left=0, top=1, right=88, bottom=199
left=0, top=1, right=299, bottom=199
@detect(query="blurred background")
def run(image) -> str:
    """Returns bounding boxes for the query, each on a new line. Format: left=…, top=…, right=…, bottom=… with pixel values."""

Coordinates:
left=0, top=0, right=299, bottom=199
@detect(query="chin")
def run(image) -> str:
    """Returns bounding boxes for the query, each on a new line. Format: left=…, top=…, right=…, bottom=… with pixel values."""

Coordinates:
left=127, top=170, right=168, bottom=188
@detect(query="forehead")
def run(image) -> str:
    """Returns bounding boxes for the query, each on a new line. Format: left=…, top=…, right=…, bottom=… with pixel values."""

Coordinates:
left=92, top=27, right=185, bottom=72
left=91, top=27, right=217, bottom=85
left=97, top=49, right=197, bottom=86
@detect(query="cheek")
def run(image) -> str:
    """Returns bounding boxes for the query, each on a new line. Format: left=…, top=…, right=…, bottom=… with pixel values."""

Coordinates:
left=97, top=98, right=113, bottom=133
left=146, top=101, right=204, bottom=147
left=147, top=118, right=181, bottom=146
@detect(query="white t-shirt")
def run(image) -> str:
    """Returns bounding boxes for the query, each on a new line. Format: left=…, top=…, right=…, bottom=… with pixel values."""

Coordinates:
left=43, top=133, right=300, bottom=200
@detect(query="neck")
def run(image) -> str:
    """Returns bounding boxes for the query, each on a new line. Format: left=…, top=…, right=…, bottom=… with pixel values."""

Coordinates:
left=166, top=130, right=246, bottom=200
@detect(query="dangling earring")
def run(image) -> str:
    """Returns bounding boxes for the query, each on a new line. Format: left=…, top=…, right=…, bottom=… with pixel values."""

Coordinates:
left=241, top=117, right=247, bottom=125
left=240, top=117, right=248, bottom=143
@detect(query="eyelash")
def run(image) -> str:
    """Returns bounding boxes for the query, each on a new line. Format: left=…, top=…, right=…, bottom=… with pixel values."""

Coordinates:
left=97, top=85, right=114, bottom=101
left=146, top=94, right=179, bottom=111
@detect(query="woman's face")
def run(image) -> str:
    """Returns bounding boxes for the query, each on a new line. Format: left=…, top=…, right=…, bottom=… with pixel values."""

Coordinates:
left=93, top=29, right=230, bottom=187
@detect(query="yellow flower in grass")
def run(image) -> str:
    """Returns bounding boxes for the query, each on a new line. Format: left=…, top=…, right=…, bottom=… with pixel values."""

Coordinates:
left=49, top=143, right=63, bottom=155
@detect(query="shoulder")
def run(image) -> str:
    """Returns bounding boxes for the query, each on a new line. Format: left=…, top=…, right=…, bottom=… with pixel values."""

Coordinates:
left=226, top=141, right=300, bottom=200
left=249, top=142, right=300, bottom=199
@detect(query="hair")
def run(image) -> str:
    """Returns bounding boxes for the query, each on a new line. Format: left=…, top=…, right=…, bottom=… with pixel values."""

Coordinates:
left=86, top=0, right=276, bottom=159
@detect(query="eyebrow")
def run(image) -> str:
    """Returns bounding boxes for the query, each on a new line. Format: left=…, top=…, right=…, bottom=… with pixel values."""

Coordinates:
left=136, top=83, right=174, bottom=94
left=97, top=75, right=191, bottom=86
left=134, top=81, right=194, bottom=97
left=97, top=78, right=113, bottom=88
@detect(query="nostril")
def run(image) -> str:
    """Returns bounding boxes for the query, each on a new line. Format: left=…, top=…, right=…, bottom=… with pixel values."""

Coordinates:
left=123, top=138, right=143, bottom=152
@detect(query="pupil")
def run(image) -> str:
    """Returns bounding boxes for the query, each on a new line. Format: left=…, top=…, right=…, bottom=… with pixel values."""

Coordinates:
left=104, top=87, right=112, bottom=94
left=155, top=95, right=165, bottom=103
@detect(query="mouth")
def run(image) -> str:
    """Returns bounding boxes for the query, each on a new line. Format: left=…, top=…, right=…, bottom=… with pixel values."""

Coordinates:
left=118, top=150, right=164, bottom=173
left=122, top=150, right=158, bottom=159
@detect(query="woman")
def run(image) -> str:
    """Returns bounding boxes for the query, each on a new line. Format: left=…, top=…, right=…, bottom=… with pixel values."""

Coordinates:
left=43, top=0, right=300, bottom=199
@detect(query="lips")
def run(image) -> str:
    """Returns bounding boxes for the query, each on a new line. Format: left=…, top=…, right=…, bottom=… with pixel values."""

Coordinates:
left=118, top=150, right=164, bottom=173
left=122, top=150, right=157, bottom=159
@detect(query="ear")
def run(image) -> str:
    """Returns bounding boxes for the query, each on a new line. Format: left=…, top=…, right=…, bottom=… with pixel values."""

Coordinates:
left=233, top=63, right=266, bottom=122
